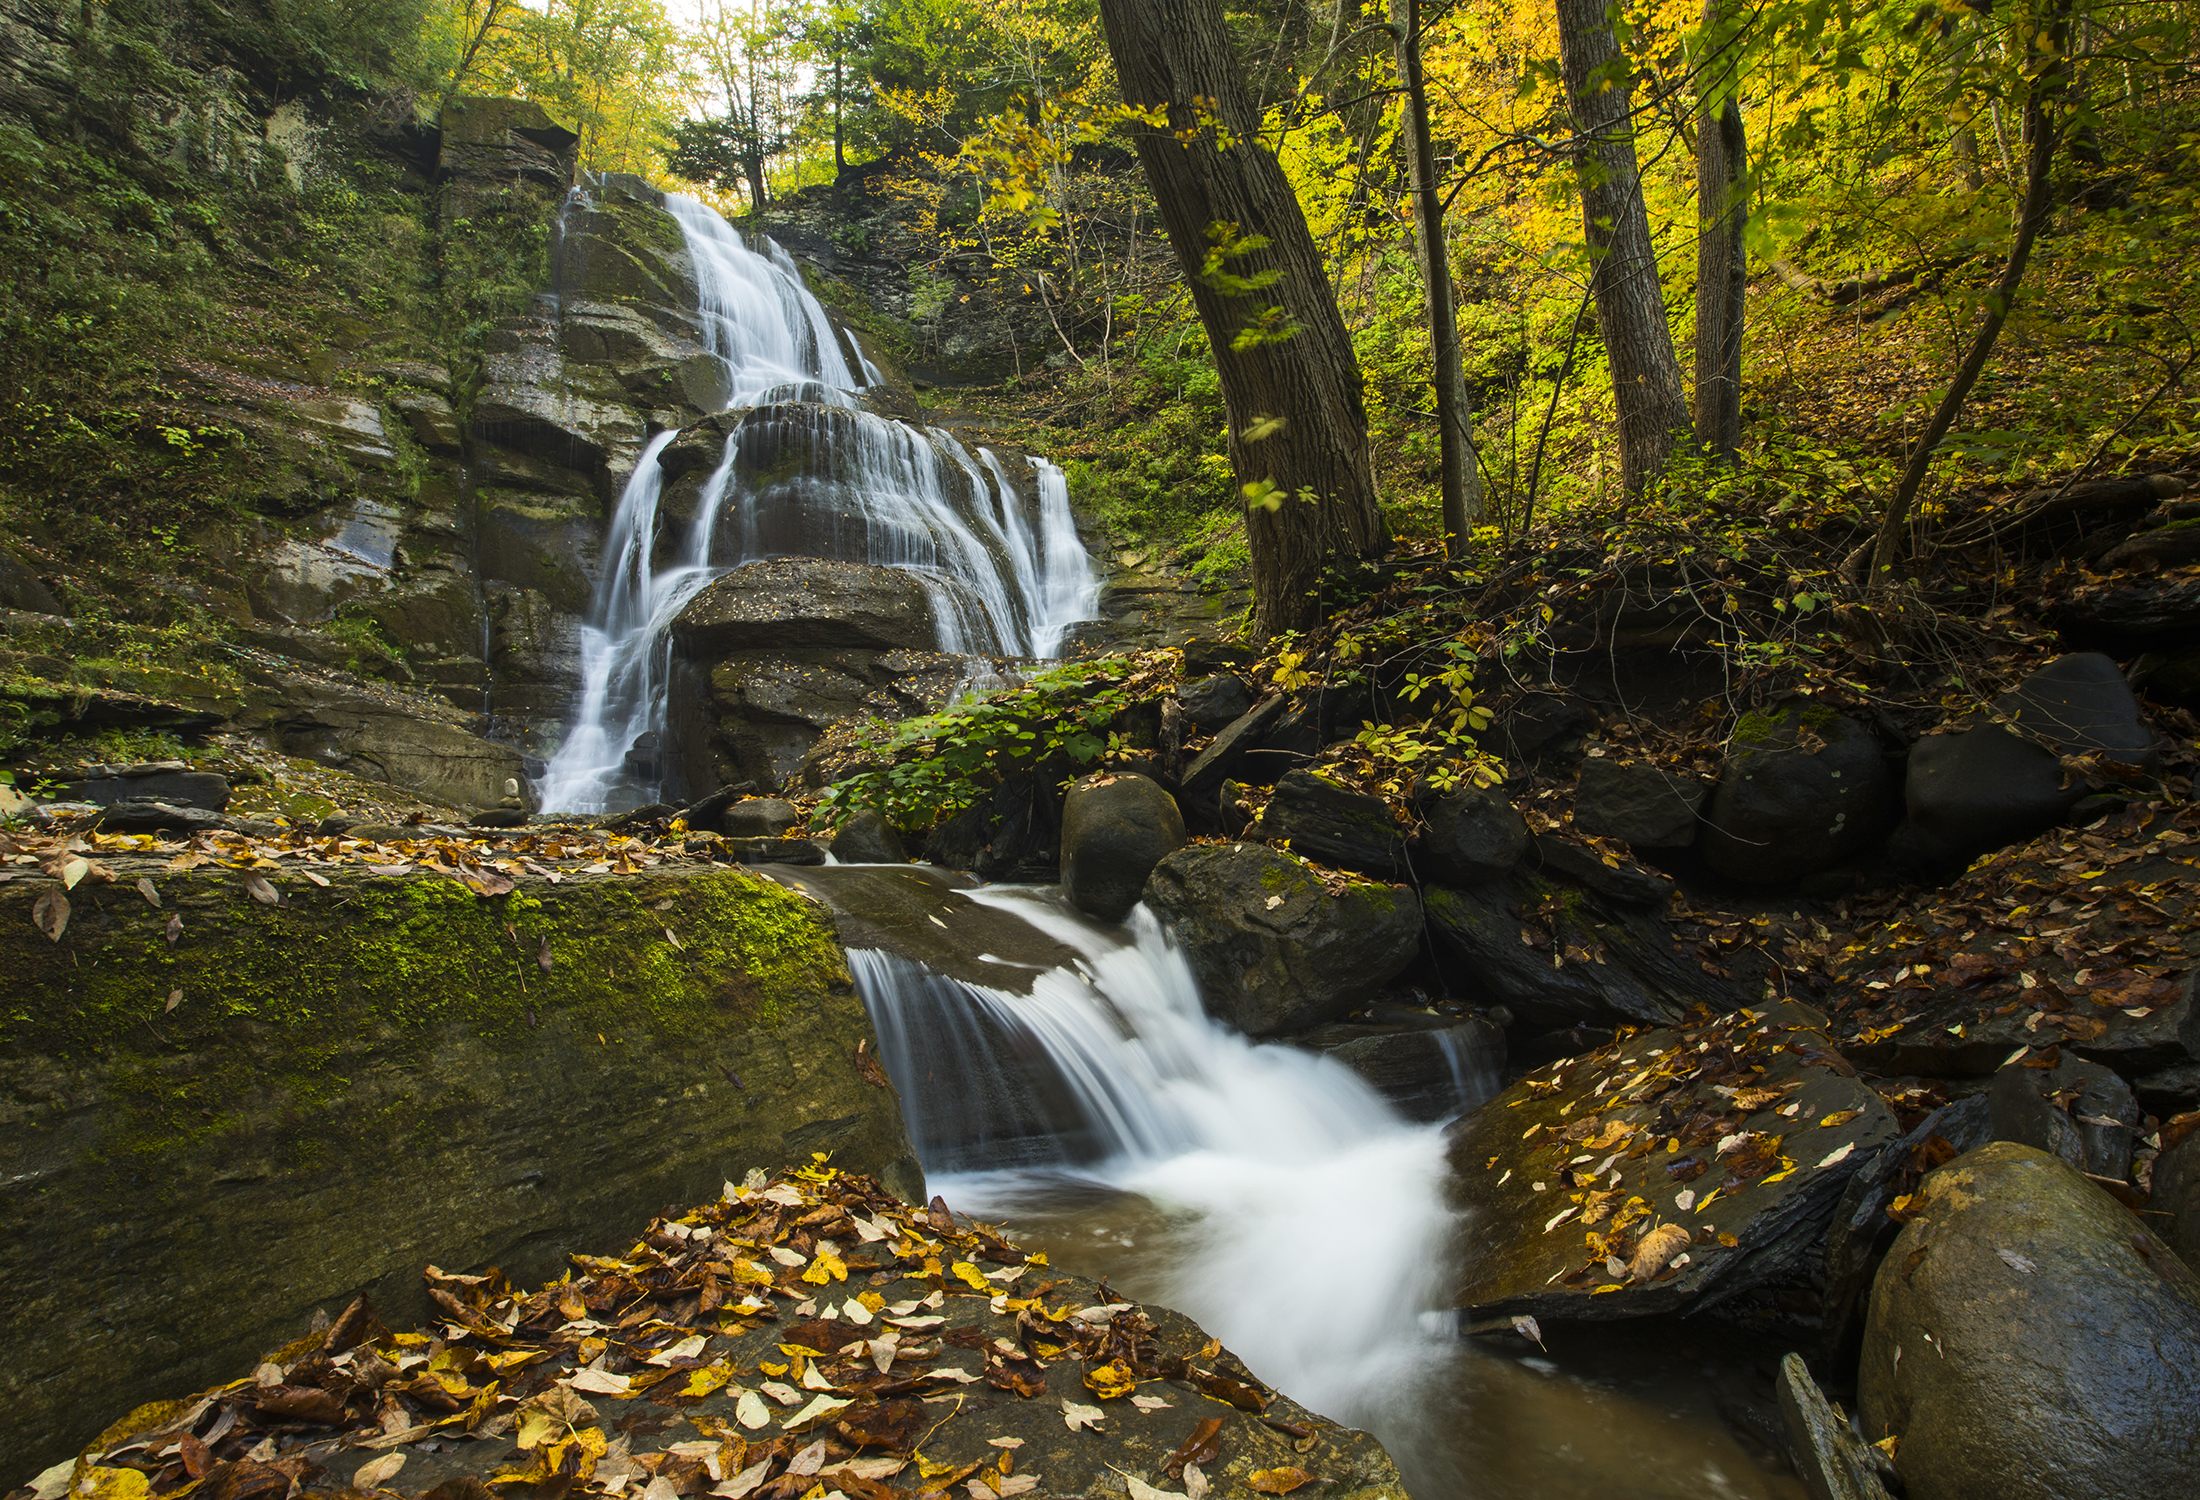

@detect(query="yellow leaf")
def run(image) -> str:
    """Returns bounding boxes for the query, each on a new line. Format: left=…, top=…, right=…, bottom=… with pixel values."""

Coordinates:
left=1248, top=1468, right=1316, bottom=1494
left=1083, top=1359, right=1138, bottom=1399
left=950, top=1261, right=992, bottom=1292
left=801, top=1250, right=848, bottom=1284
left=683, top=1361, right=735, bottom=1399
left=1819, top=1110, right=1862, bottom=1127
left=71, top=1470, right=150, bottom=1500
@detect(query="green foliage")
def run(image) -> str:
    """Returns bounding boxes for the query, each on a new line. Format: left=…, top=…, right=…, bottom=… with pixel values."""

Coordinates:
left=817, top=656, right=1170, bottom=830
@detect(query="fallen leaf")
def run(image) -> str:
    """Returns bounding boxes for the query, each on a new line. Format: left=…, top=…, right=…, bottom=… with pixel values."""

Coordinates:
left=1628, top=1223, right=1692, bottom=1282
left=567, top=1368, right=632, bottom=1395
left=1062, top=1398, right=1106, bottom=1433
left=1183, top=1464, right=1209, bottom=1500
left=734, top=1389, right=771, bottom=1429
left=136, top=877, right=160, bottom=908
left=165, top=912, right=182, bottom=946
left=243, top=874, right=280, bottom=906
left=1819, top=1110, right=1862, bottom=1128
left=1248, top=1468, right=1316, bottom=1495
left=782, top=1393, right=852, bottom=1430
left=1119, top=1473, right=1180, bottom=1500
left=1995, top=1247, right=2037, bottom=1274
left=352, top=1452, right=406, bottom=1489
left=165, top=989, right=183, bottom=1013
left=1131, top=1395, right=1173, bottom=1411
left=300, top=869, right=330, bottom=888
left=31, top=889, right=67, bottom=942
left=1816, top=1143, right=1855, bottom=1169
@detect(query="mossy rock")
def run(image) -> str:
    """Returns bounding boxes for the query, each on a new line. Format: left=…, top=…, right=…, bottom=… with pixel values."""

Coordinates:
left=0, top=862, right=920, bottom=1477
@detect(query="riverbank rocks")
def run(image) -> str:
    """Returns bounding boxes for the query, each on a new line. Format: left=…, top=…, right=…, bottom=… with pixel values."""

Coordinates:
left=1444, top=1000, right=1898, bottom=1324
left=1293, top=1009, right=1504, bottom=1121
left=47, top=763, right=231, bottom=812
left=1251, top=769, right=1403, bottom=874
left=1572, top=758, right=1706, bottom=850
left=1060, top=771, right=1187, bottom=922
left=713, top=795, right=803, bottom=838
left=1177, top=695, right=1287, bottom=818
left=1987, top=1050, right=2140, bottom=1179
left=1414, top=786, right=1529, bottom=884
left=825, top=807, right=906, bottom=864
left=1898, top=653, right=2160, bottom=866
left=1859, top=1142, right=2200, bottom=1500
left=1142, top=844, right=1422, bottom=1037
left=0, top=860, right=920, bottom=1477
left=2151, top=1124, right=2200, bottom=1268
left=671, top=558, right=937, bottom=654
left=55, top=1166, right=1408, bottom=1500
left=1702, top=704, right=1894, bottom=885
left=1423, top=870, right=1727, bottom=1031
left=1178, top=671, right=1252, bottom=730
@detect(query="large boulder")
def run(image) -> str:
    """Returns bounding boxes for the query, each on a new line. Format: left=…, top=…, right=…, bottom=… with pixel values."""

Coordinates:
left=1444, top=999, right=1899, bottom=1323
left=1860, top=1142, right=2200, bottom=1500
left=671, top=558, right=938, bottom=655
left=712, top=796, right=803, bottom=839
left=1572, top=757, right=1707, bottom=849
left=1060, top=771, right=1187, bottom=922
left=52, top=763, right=231, bottom=813
left=1252, top=769, right=1403, bottom=874
left=1702, top=703, right=1895, bottom=885
left=1899, top=653, right=2159, bottom=865
left=1142, top=844, right=1422, bottom=1037
left=1413, top=786, right=1528, bottom=884
left=1292, top=1009, right=1504, bottom=1121
left=826, top=807, right=907, bottom=865
left=2151, top=1125, right=2200, bottom=1271
left=1987, top=1050, right=2140, bottom=1181
left=1177, top=672, right=1253, bottom=731
left=1424, top=869, right=1730, bottom=1031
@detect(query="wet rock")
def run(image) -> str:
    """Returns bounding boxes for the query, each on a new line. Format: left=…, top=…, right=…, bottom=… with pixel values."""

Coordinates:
left=1528, top=834, right=1674, bottom=906
left=719, top=836, right=826, bottom=866
left=1843, top=969, right=2200, bottom=1080
left=1292, top=1009, right=1504, bottom=1121
left=1177, top=672, right=1253, bottom=731
left=1572, top=758, right=1707, bottom=849
left=1899, top=652, right=2160, bottom=865
left=1177, top=694, right=1288, bottom=818
left=1252, top=769, right=1404, bottom=874
left=922, top=767, right=1063, bottom=883
left=94, top=801, right=226, bottom=834
left=1060, top=771, right=1186, bottom=923
left=1143, top=844, right=1423, bottom=1037
left=2151, top=1125, right=2200, bottom=1271
left=1180, top=638, right=1255, bottom=676
left=60, top=766, right=231, bottom=813
left=1988, top=1050, right=2140, bottom=1180
left=1859, top=1142, right=2200, bottom=1500
left=671, top=558, right=937, bottom=654
left=1821, top=1096, right=1994, bottom=1363
left=2048, top=571, right=2200, bottom=648
left=469, top=807, right=529, bottom=828
left=1702, top=704, right=1894, bottom=886
left=772, top=864, right=1081, bottom=995
left=826, top=808, right=906, bottom=865
left=1777, top=1354, right=1896, bottom=1500
left=1444, top=1000, right=1898, bottom=1323
left=233, top=671, right=527, bottom=811
left=2134, top=1060, right=2200, bottom=1116
left=1413, top=787, right=1529, bottom=884
left=708, top=796, right=802, bottom=839
left=1423, top=870, right=1729, bottom=1031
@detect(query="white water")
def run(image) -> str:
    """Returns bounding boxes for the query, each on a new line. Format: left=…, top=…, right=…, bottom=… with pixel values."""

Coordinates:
left=852, top=889, right=1459, bottom=1430
left=535, top=188, right=1098, bottom=813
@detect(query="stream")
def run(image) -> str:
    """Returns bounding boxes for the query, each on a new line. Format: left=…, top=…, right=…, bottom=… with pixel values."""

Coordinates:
left=854, top=886, right=1809, bottom=1500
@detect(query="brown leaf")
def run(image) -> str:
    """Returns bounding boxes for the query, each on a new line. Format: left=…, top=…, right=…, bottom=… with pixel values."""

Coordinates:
left=243, top=874, right=280, bottom=906
left=166, top=911, right=183, bottom=946
left=855, top=1039, right=892, bottom=1090
left=1164, top=1417, right=1225, bottom=1480
left=539, top=938, right=554, bottom=973
left=1627, top=1222, right=1691, bottom=1282
left=136, top=877, right=160, bottom=908
left=1247, top=1469, right=1315, bottom=1495
left=165, top=989, right=183, bottom=1013
left=31, top=888, right=67, bottom=942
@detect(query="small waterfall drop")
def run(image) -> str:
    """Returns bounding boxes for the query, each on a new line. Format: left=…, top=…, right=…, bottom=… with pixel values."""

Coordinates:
left=853, top=889, right=1458, bottom=1433
left=536, top=189, right=1098, bottom=813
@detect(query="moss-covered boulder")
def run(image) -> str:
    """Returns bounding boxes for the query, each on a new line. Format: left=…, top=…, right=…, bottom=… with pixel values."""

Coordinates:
left=0, top=861, right=920, bottom=1480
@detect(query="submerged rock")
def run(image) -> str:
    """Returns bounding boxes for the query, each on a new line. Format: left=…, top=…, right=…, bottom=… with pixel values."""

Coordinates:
left=1444, top=1000, right=1898, bottom=1323
left=1859, top=1142, right=2200, bottom=1500
left=1142, top=844, right=1422, bottom=1037
left=1060, top=771, right=1186, bottom=923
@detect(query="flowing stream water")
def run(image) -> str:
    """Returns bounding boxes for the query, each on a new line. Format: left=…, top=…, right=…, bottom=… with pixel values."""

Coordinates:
left=536, top=190, right=1098, bottom=814
left=853, top=887, right=1810, bottom=1500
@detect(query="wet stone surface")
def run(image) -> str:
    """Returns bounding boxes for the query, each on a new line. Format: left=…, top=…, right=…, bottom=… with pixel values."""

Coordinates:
left=63, top=1168, right=1404, bottom=1500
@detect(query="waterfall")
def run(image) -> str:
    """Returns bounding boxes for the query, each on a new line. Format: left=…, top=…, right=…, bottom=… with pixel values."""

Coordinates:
left=852, top=888, right=1458, bottom=1435
left=535, top=189, right=1098, bottom=814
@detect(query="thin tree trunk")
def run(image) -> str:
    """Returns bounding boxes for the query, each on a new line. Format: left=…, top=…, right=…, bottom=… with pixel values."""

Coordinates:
left=1556, top=0, right=1690, bottom=495
left=1869, top=7, right=2067, bottom=588
left=1097, top=0, right=1387, bottom=636
left=1693, top=0, right=1747, bottom=460
left=1391, top=0, right=1480, bottom=556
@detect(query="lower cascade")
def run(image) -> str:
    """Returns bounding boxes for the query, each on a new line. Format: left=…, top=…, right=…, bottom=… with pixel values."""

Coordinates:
left=537, top=188, right=1098, bottom=815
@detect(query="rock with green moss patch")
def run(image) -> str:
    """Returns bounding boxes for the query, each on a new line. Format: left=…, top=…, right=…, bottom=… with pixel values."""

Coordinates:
left=1061, top=770, right=1187, bottom=922
left=1702, top=703, right=1894, bottom=886
left=1252, top=769, right=1404, bottom=874
left=0, top=862, right=920, bottom=1476
left=1142, top=844, right=1421, bottom=1037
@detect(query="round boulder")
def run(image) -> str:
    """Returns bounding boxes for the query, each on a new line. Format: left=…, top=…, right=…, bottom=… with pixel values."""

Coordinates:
left=827, top=808, right=907, bottom=865
left=1572, top=758, right=1706, bottom=849
left=1177, top=673, right=1254, bottom=732
left=1414, top=786, right=1528, bottom=884
left=707, top=797, right=801, bottom=839
left=1060, top=771, right=1187, bottom=922
left=1860, top=1141, right=2200, bottom=1500
left=1142, top=844, right=1422, bottom=1037
left=1702, top=703, right=1894, bottom=885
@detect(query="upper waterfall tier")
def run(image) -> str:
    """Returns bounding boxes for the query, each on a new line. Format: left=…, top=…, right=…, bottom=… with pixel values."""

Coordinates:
left=535, top=186, right=1098, bottom=815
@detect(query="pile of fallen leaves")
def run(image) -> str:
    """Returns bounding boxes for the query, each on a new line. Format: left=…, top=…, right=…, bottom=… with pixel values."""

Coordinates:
left=44, top=1161, right=1339, bottom=1500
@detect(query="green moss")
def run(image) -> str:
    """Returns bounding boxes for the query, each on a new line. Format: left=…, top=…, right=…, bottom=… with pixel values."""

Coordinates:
left=0, top=867, right=848, bottom=1174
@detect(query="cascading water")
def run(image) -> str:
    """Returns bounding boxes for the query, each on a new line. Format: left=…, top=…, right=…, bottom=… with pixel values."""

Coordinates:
left=853, top=888, right=1812, bottom=1500
left=536, top=188, right=1098, bottom=814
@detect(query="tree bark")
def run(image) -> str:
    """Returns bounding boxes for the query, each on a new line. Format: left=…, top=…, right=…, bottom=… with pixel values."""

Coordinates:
left=1692, top=0, right=1746, bottom=461
left=1391, top=0, right=1480, bottom=557
left=1868, top=10, right=2065, bottom=588
left=1097, top=0, right=1387, bottom=636
left=1555, top=0, right=1689, bottom=496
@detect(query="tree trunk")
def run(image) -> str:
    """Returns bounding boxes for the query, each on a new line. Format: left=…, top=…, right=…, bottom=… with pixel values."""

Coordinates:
left=1556, top=0, right=1689, bottom=496
left=1096, top=0, right=1387, bottom=636
left=1868, top=7, right=2066, bottom=588
left=1692, top=0, right=1747, bottom=461
left=1391, top=0, right=1480, bottom=557
left=832, top=55, right=846, bottom=175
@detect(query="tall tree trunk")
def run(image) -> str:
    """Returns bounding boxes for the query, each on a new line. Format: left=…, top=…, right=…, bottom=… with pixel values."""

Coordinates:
left=1555, top=0, right=1689, bottom=496
left=1391, top=0, right=1480, bottom=557
left=1692, top=0, right=1747, bottom=461
left=1096, top=0, right=1387, bottom=637
left=1868, top=4, right=2068, bottom=588
left=832, top=55, right=846, bottom=175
